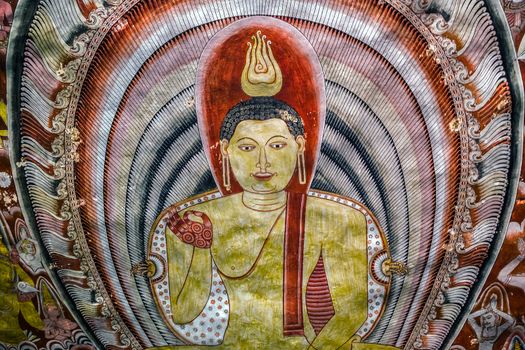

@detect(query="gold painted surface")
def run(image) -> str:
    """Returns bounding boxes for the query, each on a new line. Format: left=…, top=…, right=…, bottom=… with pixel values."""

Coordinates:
left=154, top=194, right=398, bottom=349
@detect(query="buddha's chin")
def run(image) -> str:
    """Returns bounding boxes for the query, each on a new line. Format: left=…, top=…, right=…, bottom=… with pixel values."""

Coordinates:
left=249, top=183, right=278, bottom=194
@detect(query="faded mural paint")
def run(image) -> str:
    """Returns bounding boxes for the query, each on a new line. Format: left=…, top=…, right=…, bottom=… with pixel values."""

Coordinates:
left=0, top=1, right=525, bottom=349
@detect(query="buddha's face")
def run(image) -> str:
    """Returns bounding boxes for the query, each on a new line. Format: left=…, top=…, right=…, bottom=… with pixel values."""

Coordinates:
left=221, top=118, right=305, bottom=194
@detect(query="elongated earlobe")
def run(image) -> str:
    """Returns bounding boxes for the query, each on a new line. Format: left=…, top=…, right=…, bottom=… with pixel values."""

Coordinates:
left=220, top=140, right=231, bottom=191
left=296, top=136, right=306, bottom=185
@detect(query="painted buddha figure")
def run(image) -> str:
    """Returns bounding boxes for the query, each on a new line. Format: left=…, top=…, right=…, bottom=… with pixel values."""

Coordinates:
left=149, top=17, right=401, bottom=350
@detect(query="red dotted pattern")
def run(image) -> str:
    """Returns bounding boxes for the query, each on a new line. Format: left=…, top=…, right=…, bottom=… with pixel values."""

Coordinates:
left=167, top=210, right=213, bottom=248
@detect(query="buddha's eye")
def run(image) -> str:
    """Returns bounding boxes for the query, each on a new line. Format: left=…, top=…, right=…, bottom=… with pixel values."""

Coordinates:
left=269, top=142, right=287, bottom=150
left=238, top=144, right=256, bottom=152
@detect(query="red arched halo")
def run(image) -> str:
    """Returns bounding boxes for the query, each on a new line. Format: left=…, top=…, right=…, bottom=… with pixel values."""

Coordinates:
left=196, top=16, right=326, bottom=195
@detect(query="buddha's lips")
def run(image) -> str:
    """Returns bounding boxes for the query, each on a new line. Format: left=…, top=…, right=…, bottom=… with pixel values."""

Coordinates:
left=252, top=172, right=275, bottom=181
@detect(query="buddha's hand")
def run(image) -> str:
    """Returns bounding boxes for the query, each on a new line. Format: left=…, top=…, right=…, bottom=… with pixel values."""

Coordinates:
left=167, top=210, right=213, bottom=249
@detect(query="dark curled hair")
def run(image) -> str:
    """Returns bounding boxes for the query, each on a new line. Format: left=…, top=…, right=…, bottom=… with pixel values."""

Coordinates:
left=220, top=97, right=305, bottom=141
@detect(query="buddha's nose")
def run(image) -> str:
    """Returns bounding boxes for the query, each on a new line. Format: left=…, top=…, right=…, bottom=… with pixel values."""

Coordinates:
left=256, top=148, right=271, bottom=172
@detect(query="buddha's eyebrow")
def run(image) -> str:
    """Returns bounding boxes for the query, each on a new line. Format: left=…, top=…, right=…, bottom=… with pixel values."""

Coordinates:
left=236, top=137, right=258, bottom=143
left=266, top=135, right=287, bottom=144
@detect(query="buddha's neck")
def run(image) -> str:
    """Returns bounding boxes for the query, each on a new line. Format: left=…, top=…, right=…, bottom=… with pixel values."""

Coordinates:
left=242, top=191, right=287, bottom=212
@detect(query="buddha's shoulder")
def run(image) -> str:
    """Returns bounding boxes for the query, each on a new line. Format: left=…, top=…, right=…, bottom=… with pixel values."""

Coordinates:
left=306, top=193, right=368, bottom=223
left=159, top=192, right=242, bottom=220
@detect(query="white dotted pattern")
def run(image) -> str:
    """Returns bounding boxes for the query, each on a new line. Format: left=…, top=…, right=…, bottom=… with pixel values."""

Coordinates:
left=171, top=263, right=229, bottom=345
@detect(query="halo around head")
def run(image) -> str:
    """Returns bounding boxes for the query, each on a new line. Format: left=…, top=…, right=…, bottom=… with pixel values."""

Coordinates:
left=195, top=16, right=326, bottom=194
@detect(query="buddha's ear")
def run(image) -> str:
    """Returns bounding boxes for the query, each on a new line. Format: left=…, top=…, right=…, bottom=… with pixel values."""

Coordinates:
left=296, top=135, right=306, bottom=153
left=220, top=139, right=229, bottom=156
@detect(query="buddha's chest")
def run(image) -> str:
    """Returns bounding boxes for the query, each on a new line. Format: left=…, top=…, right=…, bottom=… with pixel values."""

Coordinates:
left=210, top=210, right=321, bottom=282
left=207, top=212, right=327, bottom=344
left=212, top=214, right=284, bottom=279
left=219, top=232, right=284, bottom=303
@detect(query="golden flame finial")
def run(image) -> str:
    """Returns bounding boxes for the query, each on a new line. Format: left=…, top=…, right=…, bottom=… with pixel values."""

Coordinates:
left=241, top=31, right=283, bottom=97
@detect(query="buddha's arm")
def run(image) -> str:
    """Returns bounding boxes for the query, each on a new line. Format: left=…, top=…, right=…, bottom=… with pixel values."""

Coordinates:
left=166, top=226, right=211, bottom=324
left=308, top=209, right=368, bottom=350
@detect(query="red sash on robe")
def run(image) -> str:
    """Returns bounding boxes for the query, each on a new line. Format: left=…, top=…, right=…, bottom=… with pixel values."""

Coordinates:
left=284, top=192, right=335, bottom=337
left=283, top=192, right=306, bottom=336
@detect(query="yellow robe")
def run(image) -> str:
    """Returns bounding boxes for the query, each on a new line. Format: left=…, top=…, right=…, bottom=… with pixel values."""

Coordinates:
left=151, top=193, right=399, bottom=350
